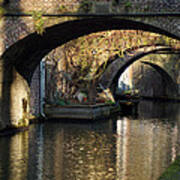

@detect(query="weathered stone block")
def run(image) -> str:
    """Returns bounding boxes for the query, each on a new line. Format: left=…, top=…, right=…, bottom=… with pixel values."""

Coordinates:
left=94, top=2, right=111, bottom=13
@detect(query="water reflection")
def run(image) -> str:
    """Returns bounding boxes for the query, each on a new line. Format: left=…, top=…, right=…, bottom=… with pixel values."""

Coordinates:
left=0, top=131, right=29, bottom=180
left=138, top=101, right=180, bottom=120
left=116, top=116, right=179, bottom=180
left=0, top=101, right=179, bottom=180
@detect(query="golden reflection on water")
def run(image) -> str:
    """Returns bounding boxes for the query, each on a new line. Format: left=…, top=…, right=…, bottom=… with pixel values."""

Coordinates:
left=40, top=117, right=179, bottom=180
left=116, top=117, right=179, bottom=180
left=9, top=131, right=29, bottom=180
left=62, top=129, right=116, bottom=180
left=0, top=111, right=179, bottom=180
left=0, top=130, right=29, bottom=180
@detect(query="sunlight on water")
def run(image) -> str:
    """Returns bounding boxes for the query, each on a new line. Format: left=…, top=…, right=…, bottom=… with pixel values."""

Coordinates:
left=0, top=101, right=180, bottom=180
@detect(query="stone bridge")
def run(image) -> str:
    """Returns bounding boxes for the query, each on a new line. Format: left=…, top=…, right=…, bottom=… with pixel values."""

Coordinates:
left=99, top=45, right=180, bottom=98
left=0, top=0, right=180, bottom=130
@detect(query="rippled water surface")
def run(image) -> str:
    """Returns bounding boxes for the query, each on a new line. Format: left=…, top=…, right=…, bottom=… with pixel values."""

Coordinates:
left=0, top=101, right=180, bottom=180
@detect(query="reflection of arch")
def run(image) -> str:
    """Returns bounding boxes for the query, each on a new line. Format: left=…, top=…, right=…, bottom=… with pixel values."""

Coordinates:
left=2, top=18, right=180, bottom=83
left=99, top=46, right=176, bottom=89
left=141, top=61, right=178, bottom=95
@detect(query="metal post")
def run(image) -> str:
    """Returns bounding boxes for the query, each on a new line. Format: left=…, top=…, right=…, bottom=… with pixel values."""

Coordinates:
left=40, top=58, right=46, bottom=118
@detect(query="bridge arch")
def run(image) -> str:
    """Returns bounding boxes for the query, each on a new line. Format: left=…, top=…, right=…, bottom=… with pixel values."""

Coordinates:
left=99, top=46, right=179, bottom=98
left=0, top=17, right=180, bottom=130
left=141, top=61, right=178, bottom=96
left=2, top=17, right=180, bottom=83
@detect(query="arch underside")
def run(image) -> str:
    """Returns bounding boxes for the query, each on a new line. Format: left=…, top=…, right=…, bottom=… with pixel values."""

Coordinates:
left=2, top=17, right=180, bottom=84
left=141, top=61, right=178, bottom=95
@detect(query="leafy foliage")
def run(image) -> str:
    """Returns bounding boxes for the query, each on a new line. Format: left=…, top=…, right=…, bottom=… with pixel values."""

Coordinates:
left=45, top=29, right=180, bottom=104
left=0, top=6, right=5, bottom=17
left=159, top=156, right=180, bottom=180
left=31, top=11, right=45, bottom=35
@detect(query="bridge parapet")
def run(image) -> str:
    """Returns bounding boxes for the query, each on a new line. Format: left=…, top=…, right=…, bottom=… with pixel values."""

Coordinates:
left=3, top=0, right=180, bottom=13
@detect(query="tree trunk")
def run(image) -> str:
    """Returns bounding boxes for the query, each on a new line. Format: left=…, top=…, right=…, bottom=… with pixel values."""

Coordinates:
left=88, top=79, right=97, bottom=104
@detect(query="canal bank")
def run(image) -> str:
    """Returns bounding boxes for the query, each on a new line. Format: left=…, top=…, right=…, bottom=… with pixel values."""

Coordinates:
left=0, top=103, right=120, bottom=135
left=44, top=103, right=120, bottom=120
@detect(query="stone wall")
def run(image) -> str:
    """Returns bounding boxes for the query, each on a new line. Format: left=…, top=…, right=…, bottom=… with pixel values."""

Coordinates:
left=100, top=46, right=180, bottom=98
left=132, top=61, right=173, bottom=98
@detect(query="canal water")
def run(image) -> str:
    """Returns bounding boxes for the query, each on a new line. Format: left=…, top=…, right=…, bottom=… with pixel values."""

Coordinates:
left=0, top=101, right=180, bottom=180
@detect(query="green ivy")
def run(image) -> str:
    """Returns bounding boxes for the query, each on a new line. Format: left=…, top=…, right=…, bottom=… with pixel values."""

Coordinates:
left=79, top=0, right=93, bottom=13
left=0, top=6, right=5, bottom=18
left=124, top=1, right=132, bottom=9
left=59, top=5, right=68, bottom=13
left=159, top=156, right=180, bottom=180
left=31, top=11, right=45, bottom=35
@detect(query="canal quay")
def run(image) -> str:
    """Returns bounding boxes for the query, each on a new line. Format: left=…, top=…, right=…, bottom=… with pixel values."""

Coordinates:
left=0, top=0, right=180, bottom=180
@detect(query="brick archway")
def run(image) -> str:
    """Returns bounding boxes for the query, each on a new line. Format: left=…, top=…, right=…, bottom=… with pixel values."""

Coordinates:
left=98, top=46, right=179, bottom=97
left=0, top=18, right=180, bottom=130
left=141, top=61, right=178, bottom=96
left=2, top=18, right=180, bottom=83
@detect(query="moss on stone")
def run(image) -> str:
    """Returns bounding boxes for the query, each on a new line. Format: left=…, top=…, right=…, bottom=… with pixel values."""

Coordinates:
left=78, top=0, right=93, bottom=13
